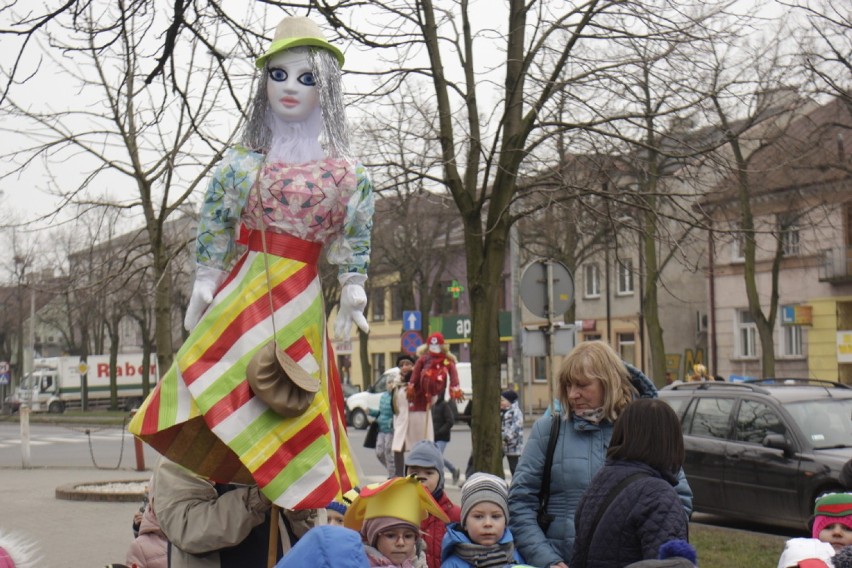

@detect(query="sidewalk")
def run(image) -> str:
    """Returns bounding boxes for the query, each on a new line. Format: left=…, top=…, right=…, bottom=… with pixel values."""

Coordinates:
left=1, top=466, right=150, bottom=567
left=0, top=464, right=463, bottom=568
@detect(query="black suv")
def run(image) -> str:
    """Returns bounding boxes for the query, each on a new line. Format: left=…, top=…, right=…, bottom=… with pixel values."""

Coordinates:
left=659, top=379, right=852, bottom=529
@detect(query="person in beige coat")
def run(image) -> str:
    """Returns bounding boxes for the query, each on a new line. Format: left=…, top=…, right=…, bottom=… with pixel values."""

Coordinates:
left=391, top=354, right=418, bottom=476
left=154, top=458, right=316, bottom=568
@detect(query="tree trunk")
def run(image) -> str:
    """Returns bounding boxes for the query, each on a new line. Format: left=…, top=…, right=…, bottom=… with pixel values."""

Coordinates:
left=109, top=327, right=119, bottom=411
left=358, top=327, right=371, bottom=386
left=467, top=219, right=509, bottom=476
left=154, top=273, right=173, bottom=375
left=643, top=222, right=666, bottom=385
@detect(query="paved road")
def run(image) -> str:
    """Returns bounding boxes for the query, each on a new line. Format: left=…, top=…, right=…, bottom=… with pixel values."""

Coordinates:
left=0, top=421, right=161, bottom=470
left=0, top=421, right=486, bottom=479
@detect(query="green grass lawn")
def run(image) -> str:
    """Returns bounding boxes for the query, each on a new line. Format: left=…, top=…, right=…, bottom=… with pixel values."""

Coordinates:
left=692, top=523, right=788, bottom=567
left=0, top=409, right=131, bottom=425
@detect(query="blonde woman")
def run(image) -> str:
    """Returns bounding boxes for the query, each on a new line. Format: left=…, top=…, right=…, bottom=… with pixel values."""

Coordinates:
left=508, top=341, right=693, bottom=568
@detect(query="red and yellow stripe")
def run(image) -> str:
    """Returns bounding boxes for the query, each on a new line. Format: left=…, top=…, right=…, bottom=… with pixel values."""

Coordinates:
left=130, top=232, right=358, bottom=508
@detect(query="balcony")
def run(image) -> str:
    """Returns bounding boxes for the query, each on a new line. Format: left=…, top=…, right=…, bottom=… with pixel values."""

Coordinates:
left=819, top=247, right=852, bottom=283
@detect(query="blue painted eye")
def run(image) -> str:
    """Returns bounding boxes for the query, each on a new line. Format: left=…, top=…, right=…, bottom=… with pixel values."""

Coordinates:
left=298, top=72, right=316, bottom=86
left=268, top=68, right=287, bottom=82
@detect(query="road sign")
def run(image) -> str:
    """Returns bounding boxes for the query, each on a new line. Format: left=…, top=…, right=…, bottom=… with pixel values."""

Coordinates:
left=0, top=361, right=9, bottom=385
left=402, top=310, right=422, bottom=331
left=520, top=260, right=575, bottom=319
left=401, top=330, right=424, bottom=355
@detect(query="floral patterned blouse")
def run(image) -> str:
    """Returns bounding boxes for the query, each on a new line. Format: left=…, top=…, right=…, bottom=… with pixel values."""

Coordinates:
left=195, top=146, right=374, bottom=276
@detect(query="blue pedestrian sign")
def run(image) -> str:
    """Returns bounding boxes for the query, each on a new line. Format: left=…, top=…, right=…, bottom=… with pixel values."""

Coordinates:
left=401, top=330, right=424, bottom=355
left=402, top=310, right=422, bottom=331
left=0, top=361, right=9, bottom=385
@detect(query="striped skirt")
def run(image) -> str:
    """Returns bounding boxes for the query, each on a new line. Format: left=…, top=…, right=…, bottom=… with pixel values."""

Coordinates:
left=129, top=231, right=358, bottom=509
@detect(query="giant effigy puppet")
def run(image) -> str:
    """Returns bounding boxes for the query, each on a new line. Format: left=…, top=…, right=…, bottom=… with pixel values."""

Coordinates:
left=129, top=16, right=372, bottom=510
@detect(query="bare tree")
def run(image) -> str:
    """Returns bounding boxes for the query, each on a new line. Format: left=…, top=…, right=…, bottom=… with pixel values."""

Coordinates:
left=786, top=0, right=852, bottom=106
left=307, top=0, right=751, bottom=473
left=0, top=1, right=249, bottom=374
left=697, top=24, right=848, bottom=377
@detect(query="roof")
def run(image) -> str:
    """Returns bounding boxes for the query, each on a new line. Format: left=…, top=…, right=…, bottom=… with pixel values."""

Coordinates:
left=701, top=96, right=852, bottom=207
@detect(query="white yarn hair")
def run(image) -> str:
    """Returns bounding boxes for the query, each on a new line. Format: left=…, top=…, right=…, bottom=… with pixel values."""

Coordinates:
left=0, top=529, right=41, bottom=568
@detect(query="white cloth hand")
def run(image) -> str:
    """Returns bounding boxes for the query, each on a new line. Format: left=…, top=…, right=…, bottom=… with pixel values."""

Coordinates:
left=184, top=265, right=228, bottom=332
left=335, top=274, right=369, bottom=339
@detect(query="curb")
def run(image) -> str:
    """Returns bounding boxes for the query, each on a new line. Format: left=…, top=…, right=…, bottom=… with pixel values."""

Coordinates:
left=55, top=479, right=147, bottom=502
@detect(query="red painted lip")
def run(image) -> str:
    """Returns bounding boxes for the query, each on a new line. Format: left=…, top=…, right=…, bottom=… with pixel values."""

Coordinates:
left=279, top=96, right=299, bottom=107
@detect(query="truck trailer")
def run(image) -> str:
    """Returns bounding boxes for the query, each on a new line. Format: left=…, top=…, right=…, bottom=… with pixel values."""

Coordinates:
left=7, top=354, right=158, bottom=413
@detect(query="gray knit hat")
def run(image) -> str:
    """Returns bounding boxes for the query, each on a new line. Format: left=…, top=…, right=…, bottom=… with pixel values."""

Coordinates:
left=460, top=473, right=509, bottom=528
left=405, top=440, right=445, bottom=495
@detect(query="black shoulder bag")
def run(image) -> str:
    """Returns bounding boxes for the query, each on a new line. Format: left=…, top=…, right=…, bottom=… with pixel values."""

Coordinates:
left=536, top=411, right=561, bottom=532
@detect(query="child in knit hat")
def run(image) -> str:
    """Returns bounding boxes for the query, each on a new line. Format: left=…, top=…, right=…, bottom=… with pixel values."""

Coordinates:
left=440, top=473, right=524, bottom=567
left=811, top=493, right=852, bottom=551
left=344, top=476, right=449, bottom=568
left=405, top=440, right=461, bottom=568
left=777, top=493, right=852, bottom=568
left=500, top=389, right=524, bottom=477
left=326, top=487, right=361, bottom=527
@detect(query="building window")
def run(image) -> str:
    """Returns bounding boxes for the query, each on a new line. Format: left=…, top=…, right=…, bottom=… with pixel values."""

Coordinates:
left=735, top=309, right=757, bottom=358
left=371, top=287, right=385, bottom=322
left=780, top=223, right=800, bottom=256
left=731, top=224, right=744, bottom=261
left=584, top=264, right=600, bottom=298
left=532, top=356, right=547, bottom=383
left=617, top=259, right=633, bottom=295
left=371, top=353, right=386, bottom=384
left=617, top=332, right=636, bottom=365
left=390, top=284, right=403, bottom=321
left=779, top=322, right=804, bottom=357
left=583, top=333, right=602, bottom=342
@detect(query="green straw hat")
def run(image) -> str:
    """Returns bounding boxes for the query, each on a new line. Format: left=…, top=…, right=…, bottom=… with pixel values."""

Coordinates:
left=256, top=16, right=345, bottom=69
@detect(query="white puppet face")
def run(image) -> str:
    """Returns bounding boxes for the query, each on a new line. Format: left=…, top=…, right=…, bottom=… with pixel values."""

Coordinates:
left=266, top=49, right=320, bottom=122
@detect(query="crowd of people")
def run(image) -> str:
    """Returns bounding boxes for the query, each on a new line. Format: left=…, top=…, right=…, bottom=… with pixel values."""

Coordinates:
left=111, top=337, right=851, bottom=568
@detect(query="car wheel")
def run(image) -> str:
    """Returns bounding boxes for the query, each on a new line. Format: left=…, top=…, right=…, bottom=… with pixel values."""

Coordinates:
left=48, top=401, right=65, bottom=414
left=351, top=408, right=368, bottom=430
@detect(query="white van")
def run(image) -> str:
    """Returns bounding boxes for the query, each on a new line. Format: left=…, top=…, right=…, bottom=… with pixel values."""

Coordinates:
left=345, top=362, right=472, bottom=429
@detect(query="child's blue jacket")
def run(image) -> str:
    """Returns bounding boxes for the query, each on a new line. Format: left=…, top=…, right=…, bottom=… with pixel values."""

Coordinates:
left=440, top=522, right=525, bottom=567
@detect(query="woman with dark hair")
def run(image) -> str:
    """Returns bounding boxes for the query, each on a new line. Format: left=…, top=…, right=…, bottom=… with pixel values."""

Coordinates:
left=570, top=398, right=689, bottom=568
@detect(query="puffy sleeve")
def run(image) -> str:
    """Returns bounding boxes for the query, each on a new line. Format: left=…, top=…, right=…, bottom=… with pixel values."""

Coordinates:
left=154, top=459, right=270, bottom=555
left=674, top=467, right=693, bottom=517
left=195, top=147, right=262, bottom=270
left=508, top=416, right=564, bottom=568
left=326, top=161, right=374, bottom=277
